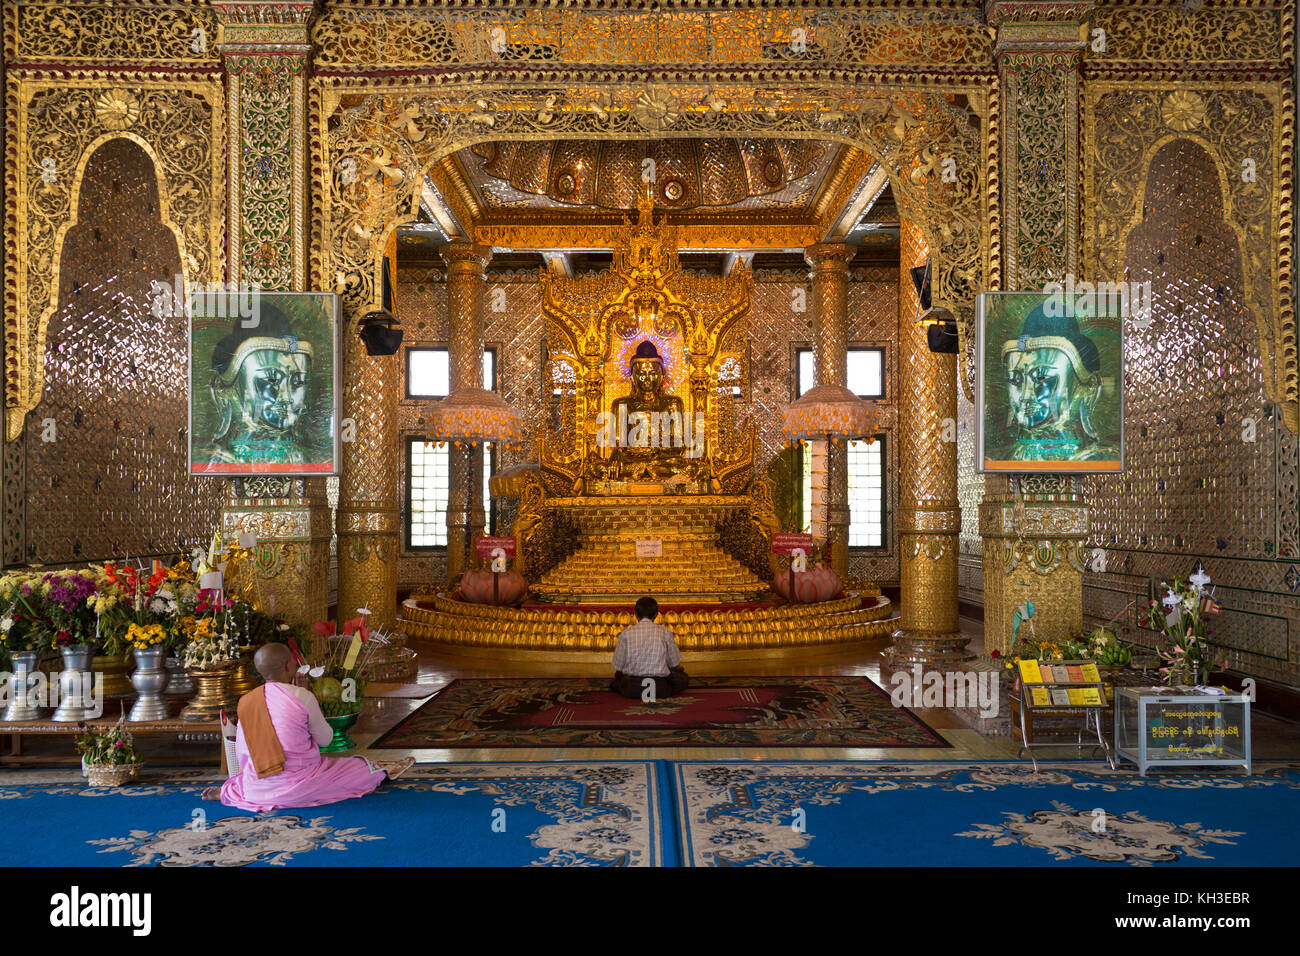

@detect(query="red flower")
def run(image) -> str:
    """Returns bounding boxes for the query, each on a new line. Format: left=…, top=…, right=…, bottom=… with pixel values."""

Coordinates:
left=342, top=617, right=370, bottom=642
left=990, top=649, right=1000, bottom=659
left=312, top=620, right=336, bottom=638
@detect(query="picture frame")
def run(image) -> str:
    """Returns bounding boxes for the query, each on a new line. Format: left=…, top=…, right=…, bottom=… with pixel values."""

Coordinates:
left=976, top=290, right=1125, bottom=474
left=187, top=290, right=341, bottom=477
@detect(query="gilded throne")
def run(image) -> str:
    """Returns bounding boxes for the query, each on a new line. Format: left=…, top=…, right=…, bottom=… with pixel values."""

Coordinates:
left=498, top=191, right=779, bottom=604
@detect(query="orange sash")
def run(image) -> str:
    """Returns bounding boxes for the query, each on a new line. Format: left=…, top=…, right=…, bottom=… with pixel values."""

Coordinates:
left=237, top=684, right=286, bottom=779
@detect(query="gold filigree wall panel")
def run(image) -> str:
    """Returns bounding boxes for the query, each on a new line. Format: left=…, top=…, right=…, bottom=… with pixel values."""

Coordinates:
left=14, top=137, right=226, bottom=566
left=8, top=1, right=220, bottom=66
left=312, top=4, right=994, bottom=74
left=318, top=82, right=987, bottom=404
left=6, top=79, right=225, bottom=442
left=1084, top=82, right=1296, bottom=434
left=956, top=389, right=984, bottom=602
left=1088, top=1, right=1291, bottom=72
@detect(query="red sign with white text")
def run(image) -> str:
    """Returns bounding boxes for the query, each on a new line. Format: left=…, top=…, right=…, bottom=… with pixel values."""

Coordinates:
left=771, top=533, right=814, bottom=555
left=475, top=536, right=517, bottom=558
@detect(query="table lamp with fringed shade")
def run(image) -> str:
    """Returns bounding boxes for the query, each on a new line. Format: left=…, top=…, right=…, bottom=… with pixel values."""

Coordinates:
left=781, top=384, right=880, bottom=442
left=425, top=386, right=526, bottom=447
left=780, top=384, right=880, bottom=580
left=425, top=385, right=526, bottom=585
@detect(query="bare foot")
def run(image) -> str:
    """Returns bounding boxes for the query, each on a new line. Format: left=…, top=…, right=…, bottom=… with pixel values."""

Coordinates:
left=201, top=786, right=222, bottom=801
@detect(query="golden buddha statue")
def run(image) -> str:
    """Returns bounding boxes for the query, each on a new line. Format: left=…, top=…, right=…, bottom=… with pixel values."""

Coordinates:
left=602, top=341, right=704, bottom=482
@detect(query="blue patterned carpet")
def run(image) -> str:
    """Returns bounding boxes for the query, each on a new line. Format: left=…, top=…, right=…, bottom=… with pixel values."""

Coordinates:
left=673, top=761, right=1300, bottom=867
left=0, top=762, right=676, bottom=867
left=2, top=761, right=1296, bottom=867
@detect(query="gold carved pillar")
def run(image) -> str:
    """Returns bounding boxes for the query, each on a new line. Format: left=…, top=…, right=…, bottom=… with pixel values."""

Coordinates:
left=213, top=0, right=329, bottom=626
left=805, top=242, right=855, bottom=579
left=979, top=1, right=1091, bottom=654
left=888, top=220, right=969, bottom=666
left=335, top=233, right=400, bottom=628
left=440, top=241, right=491, bottom=582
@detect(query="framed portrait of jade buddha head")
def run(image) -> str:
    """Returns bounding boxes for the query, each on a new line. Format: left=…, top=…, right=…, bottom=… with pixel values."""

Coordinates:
left=976, top=290, right=1126, bottom=474
left=188, top=291, right=340, bottom=476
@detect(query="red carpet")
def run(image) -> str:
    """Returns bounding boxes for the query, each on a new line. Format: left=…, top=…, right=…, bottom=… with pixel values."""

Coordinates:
left=369, top=676, right=949, bottom=749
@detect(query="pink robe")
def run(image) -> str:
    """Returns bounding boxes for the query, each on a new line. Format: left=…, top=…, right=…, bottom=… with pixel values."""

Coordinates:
left=220, top=680, right=385, bottom=812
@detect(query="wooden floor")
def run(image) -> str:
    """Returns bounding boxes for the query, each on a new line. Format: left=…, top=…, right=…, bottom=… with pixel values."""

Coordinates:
left=8, top=615, right=1299, bottom=766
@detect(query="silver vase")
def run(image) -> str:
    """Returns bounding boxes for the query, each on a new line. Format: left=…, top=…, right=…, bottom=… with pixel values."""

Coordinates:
left=52, top=644, right=96, bottom=722
left=128, top=646, right=170, bottom=722
left=163, top=656, right=196, bottom=696
left=3, top=650, right=45, bottom=721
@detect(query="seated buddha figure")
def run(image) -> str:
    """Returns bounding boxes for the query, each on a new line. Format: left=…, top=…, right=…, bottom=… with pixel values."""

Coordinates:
left=604, top=341, right=703, bottom=481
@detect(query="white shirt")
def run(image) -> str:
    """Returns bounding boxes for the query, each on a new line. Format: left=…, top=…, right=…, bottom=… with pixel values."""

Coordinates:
left=612, top=619, right=682, bottom=677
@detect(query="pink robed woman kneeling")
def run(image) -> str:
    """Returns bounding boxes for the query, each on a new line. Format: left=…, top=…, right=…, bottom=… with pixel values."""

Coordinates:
left=220, top=679, right=389, bottom=812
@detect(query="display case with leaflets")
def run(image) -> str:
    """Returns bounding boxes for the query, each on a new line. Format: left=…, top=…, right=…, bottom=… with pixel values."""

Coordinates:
left=1114, top=687, right=1251, bottom=776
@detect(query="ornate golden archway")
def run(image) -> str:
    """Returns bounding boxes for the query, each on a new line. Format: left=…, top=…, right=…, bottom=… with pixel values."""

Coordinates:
left=315, top=82, right=993, bottom=395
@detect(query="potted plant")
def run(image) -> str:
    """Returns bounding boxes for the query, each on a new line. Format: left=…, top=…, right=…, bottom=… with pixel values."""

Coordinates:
left=1138, top=565, right=1225, bottom=686
left=75, top=718, right=142, bottom=787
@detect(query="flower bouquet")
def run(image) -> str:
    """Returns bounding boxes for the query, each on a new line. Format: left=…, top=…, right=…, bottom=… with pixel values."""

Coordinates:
left=0, top=571, right=50, bottom=664
left=75, top=717, right=142, bottom=787
left=1138, top=565, right=1225, bottom=686
left=299, top=614, right=390, bottom=718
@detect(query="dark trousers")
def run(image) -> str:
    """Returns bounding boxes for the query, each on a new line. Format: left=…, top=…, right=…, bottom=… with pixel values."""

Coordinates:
left=611, top=669, right=689, bottom=700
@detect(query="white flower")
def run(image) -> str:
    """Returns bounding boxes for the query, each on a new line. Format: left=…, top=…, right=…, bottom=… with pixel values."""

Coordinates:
left=0, top=614, right=12, bottom=634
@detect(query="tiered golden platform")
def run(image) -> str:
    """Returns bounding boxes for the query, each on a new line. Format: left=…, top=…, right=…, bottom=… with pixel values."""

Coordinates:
left=530, top=495, right=767, bottom=604
left=400, top=588, right=894, bottom=652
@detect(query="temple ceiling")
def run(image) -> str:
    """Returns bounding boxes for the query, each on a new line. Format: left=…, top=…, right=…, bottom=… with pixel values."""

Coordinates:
left=397, top=135, right=898, bottom=264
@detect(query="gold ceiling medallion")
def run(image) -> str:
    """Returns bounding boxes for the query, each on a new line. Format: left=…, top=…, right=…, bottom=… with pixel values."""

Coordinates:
left=1160, top=91, right=1207, bottom=132
left=632, top=86, right=680, bottom=131
left=94, top=90, right=140, bottom=130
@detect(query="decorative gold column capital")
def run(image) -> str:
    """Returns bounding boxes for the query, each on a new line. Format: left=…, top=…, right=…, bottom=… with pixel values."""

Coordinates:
left=440, top=241, right=492, bottom=274
left=803, top=242, right=855, bottom=272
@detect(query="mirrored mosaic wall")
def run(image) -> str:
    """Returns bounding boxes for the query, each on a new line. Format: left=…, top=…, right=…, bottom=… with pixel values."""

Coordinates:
left=394, top=264, right=900, bottom=589
left=1085, top=136, right=1300, bottom=687
left=3, top=139, right=225, bottom=567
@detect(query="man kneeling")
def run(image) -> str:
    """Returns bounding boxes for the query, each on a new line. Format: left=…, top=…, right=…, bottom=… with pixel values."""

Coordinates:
left=202, top=643, right=413, bottom=810
left=610, top=596, right=689, bottom=700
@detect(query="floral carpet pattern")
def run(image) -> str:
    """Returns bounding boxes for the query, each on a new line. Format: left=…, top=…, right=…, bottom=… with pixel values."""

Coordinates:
left=370, top=676, right=949, bottom=749
left=672, top=761, right=1300, bottom=867
left=3, top=761, right=1296, bottom=866
left=0, top=762, right=671, bottom=867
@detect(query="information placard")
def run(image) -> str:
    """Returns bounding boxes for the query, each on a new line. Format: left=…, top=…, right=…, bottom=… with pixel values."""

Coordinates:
left=771, top=533, right=814, bottom=554
left=475, top=536, right=517, bottom=558
left=635, top=539, right=663, bottom=558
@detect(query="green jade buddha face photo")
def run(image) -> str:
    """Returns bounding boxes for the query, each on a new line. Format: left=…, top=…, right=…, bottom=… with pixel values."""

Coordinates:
left=207, top=330, right=315, bottom=465
left=235, top=348, right=311, bottom=433
left=1003, top=343, right=1105, bottom=461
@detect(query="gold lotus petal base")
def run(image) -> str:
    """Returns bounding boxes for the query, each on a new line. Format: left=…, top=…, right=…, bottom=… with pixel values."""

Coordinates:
left=399, top=590, right=892, bottom=652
